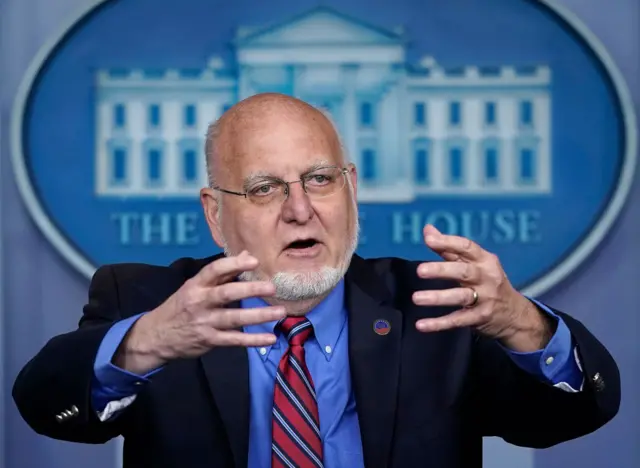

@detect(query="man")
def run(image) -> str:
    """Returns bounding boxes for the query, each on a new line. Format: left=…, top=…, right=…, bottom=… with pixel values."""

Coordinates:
left=13, top=93, right=619, bottom=468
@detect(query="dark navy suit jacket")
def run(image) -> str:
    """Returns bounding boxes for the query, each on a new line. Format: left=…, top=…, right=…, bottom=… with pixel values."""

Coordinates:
left=12, top=254, right=620, bottom=467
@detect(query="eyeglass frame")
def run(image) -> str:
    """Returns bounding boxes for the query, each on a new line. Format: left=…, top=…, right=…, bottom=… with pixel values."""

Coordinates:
left=210, top=165, right=352, bottom=202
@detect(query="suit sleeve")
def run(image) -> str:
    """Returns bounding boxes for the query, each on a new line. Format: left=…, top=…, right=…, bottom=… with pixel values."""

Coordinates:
left=501, top=298, right=584, bottom=391
left=12, top=265, right=132, bottom=443
left=470, top=306, right=620, bottom=448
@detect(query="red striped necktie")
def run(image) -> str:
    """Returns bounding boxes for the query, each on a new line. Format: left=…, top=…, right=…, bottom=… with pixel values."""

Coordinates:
left=271, top=317, right=324, bottom=468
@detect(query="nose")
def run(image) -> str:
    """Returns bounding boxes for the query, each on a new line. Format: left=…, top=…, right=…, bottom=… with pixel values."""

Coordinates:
left=281, top=182, right=314, bottom=224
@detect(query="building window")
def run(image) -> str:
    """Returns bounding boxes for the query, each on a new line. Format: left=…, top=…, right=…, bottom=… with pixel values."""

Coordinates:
left=415, top=149, right=428, bottom=183
left=484, top=147, right=499, bottom=183
left=520, top=100, right=533, bottom=126
left=360, top=102, right=373, bottom=127
left=113, top=104, right=126, bottom=128
left=147, top=148, right=163, bottom=183
left=111, top=147, right=127, bottom=184
left=448, top=147, right=464, bottom=184
left=183, top=149, right=198, bottom=182
left=148, top=104, right=161, bottom=127
left=449, top=101, right=461, bottom=126
left=362, top=149, right=376, bottom=181
left=178, top=138, right=201, bottom=185
left=485, top=102, right=496, bottom=125
left=412, top=138, right=431, bottom=184
left=519, top=148, right=536, bottom=183
left=414, top=102, right=426, bottom=126
left=184, top=105, right=196, bottom=128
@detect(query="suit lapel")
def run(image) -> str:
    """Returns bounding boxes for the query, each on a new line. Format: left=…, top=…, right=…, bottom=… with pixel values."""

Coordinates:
left=346, top=257, right=403, bottom=467
left=133, top=254, right=250, bottom=467
left=200, top=305, right=250, bottom=468
left=184, top=258, right=250, bottom=468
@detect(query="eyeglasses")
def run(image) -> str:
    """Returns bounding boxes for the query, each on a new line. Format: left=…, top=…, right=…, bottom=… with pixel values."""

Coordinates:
left=212, top=166, right=350, bottom=205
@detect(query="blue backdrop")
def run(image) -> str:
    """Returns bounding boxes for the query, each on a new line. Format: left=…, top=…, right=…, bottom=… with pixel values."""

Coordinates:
left=1, top=0, right=638, bottom=467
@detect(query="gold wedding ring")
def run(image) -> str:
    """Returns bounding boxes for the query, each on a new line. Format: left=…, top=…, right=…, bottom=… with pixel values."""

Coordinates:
left=465, top=288, right=479, bottom=308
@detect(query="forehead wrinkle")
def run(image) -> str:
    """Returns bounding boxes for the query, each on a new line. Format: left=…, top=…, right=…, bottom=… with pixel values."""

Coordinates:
left=305, top=159, right=334, bottom=170
left=211, top=94, right=344, bottom=185
left=243, top=158, right=335, bottom=184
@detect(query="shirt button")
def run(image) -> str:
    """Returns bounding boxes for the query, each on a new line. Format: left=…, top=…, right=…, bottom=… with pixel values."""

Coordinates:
left=545, top=356, right=554, bottom=365
left=259, top=348, right=267, bottom=356
left=325, top=345, right=332, bottom=354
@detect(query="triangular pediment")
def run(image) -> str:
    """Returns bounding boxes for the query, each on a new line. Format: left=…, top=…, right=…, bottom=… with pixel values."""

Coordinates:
left=235, top=6, right=404, bottom=47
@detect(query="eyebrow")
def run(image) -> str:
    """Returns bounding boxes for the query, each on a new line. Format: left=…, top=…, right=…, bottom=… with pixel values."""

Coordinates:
left=242, top=171, right=274, bottom=191
left=304, top=160, right=333, bottom=173
left=242, top=159, right=334, bottom=189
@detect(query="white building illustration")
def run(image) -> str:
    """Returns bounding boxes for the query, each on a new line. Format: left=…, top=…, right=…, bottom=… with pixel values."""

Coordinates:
left=94, top=6, right=552, bottom=202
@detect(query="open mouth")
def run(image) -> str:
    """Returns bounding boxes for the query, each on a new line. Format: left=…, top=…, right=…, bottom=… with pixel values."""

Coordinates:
left=285, top=239, right=319, bottom=250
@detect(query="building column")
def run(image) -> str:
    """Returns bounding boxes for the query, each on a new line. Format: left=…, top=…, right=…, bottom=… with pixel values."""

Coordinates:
left=500, top=98, right=516, bottom=191
left=395, top=72, right=409, bottom=183
left=163, top=101, right=180, bottom=193
left=96, top=102, right=110, bottom=195
left=431, top=139, right=445, bottom=190
left=467, top=139, right=480, bottom=190
left=290, top=64, right=305, bottom=98
left=239, top=65, right=253, bottom=101
left=502, top=139, right=516, bottom=190
left=342, top=65, right=358, bottom=169
left=164, top=138, right=178, bottom=192
left=537, top=96, right=551, bottom=192
left=379, top=85, right=397, bottom=186
left=129, top=101, right=145, bottom=192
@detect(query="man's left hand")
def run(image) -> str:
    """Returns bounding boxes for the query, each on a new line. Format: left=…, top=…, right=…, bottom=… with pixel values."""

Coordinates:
left=413, top=224, right=554, bottom=352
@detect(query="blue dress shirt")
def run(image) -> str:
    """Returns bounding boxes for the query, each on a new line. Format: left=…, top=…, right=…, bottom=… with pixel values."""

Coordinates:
left=242, top=280, right=364, bottom=467
left=91, top=281, right=583, bottom=468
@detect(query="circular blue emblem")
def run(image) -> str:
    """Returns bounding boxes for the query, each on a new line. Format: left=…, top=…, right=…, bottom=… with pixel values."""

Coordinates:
left=11, top=0, right=637, bottom=296
left=373, top=319, right=391, bottom=336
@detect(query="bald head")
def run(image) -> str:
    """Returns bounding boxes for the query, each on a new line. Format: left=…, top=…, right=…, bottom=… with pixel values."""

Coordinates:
left=204, top=93, right=345, bottom=187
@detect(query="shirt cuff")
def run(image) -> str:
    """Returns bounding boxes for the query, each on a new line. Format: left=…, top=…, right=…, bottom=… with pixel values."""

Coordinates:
left=503, top=297, right=584, bottom=390
left=92, top=312, right=164, bottom=411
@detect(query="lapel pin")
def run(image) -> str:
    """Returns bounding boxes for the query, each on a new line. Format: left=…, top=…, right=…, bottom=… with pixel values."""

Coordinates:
left=373, top=319, right=391, bottom=336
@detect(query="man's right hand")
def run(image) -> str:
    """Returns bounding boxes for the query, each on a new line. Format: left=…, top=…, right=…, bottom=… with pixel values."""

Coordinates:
left=112, top=251, right=284, bottom=375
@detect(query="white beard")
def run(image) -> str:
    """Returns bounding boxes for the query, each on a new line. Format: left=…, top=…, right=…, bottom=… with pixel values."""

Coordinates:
left=260, top=267, right=346, bottom=301
left=219, top=189, right=360, bottom=301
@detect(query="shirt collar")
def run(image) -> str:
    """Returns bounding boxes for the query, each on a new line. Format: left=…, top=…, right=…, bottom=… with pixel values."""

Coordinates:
left=242, top=279, right=346, bottom=361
